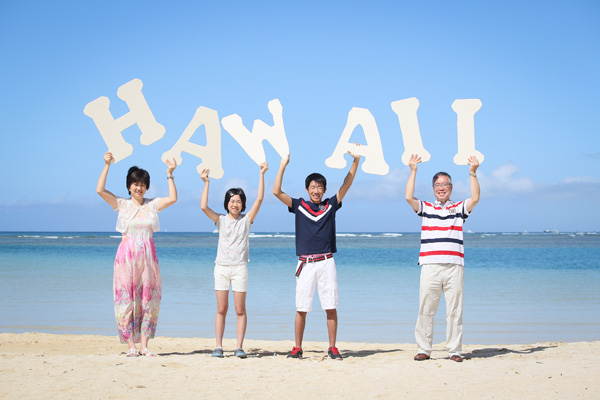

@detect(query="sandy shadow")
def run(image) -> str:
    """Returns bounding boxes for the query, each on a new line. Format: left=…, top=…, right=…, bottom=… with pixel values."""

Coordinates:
left=157, top=349, right=212, bottom=356
left=465, top=344, right=557, bottom=359
left=156, top=348, right=404, bottom=359
left=157, top=349, right=291, bottom=358
left=155, top=346, right=555, bottom=359
left=341, top=348, right=403, bottom=358
left=247, top=348, right=403, bottom=359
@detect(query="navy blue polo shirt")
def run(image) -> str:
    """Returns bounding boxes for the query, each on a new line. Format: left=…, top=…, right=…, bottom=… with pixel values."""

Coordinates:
left=289, top=196, right=341, bottom=256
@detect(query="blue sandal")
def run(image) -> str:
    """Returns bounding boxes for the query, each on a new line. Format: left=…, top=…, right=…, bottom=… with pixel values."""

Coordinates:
left=211, top=347, right=224, bottom=358
left=234, top=348, right=247, bottom=358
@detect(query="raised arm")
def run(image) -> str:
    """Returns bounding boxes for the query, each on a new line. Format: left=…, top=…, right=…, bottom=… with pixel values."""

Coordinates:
left=273, top=154, right=292, bottom=208
left=199, top=168, right=220, bottom=224
left=465, top=155, right=480, bottom=213
left=405, top=154, right=421, bottom=212
left=96, top=152, right=118, bottom=209
left=336, top=151, right=361, bottom=203
left=158, top=158, right=178, bottom=211
left=246, top=162, right=269, bottom=223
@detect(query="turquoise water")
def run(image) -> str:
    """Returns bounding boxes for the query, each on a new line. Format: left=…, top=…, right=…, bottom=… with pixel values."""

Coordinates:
left=0, top=232, right=598, bottom=344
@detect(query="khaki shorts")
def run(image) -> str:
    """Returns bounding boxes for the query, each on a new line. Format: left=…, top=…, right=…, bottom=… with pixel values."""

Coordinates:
left=295, top=256, right=338, bottom=312
left=214, top=263, right=248, bottom=292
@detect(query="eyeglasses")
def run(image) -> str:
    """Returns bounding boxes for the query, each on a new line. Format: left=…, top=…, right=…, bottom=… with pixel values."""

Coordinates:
left=433, top=183, right=452, bottom=188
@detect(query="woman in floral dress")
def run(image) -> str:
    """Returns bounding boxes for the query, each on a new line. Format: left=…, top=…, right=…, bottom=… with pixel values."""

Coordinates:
left=96, top=152, right=177, bottom=357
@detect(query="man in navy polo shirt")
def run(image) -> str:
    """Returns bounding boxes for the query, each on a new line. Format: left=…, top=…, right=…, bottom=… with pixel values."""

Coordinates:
left=273, top=151, right=361, bottom=360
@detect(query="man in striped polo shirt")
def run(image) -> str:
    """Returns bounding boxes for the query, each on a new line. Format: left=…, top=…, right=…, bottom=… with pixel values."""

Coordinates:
left=405, top=153, right=480, bottom=362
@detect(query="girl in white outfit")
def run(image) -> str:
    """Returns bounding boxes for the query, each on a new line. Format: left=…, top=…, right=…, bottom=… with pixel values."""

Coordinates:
left=200, top=162, right=268, bottom=358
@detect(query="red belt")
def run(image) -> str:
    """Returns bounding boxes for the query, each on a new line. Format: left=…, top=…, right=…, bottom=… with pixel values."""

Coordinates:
left=296, top=253, right=333, bottom=277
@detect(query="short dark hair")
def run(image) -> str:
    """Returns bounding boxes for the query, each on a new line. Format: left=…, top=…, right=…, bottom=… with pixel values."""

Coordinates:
left=224, top=188, right=247, bottom=213
left=432, top=172, right=452, bottom=186
left=305, top=173, right=327, bottom=190
left=126, top=166, right=150, bottom=194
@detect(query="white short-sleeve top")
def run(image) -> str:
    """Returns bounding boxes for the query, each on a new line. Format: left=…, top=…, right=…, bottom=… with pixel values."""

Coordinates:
left=114, top=197, right=160, bottom=233
left=215, top=214, right=251, bottom=265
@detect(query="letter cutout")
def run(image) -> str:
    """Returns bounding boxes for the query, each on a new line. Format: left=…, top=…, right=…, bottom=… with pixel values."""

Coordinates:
left=221, top=99, right=290, bottom=165
left=452, top=99, right=485, bottom=165
left=325, top=107, right=389, bottom=175
left=391, top=97, right=431, bottom=165
left=162, top=106, right=224, bottom=178
left=83, top=79, right=165, bottom=163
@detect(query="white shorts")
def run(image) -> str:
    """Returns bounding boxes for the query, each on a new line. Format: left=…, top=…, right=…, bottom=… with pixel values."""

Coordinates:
left=214, top=263, right=248, bottom=292
left=295, top=256, right=338, bottom=312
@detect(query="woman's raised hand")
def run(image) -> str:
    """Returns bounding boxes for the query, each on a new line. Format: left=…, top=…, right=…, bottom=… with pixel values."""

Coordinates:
left=165, top=157, right=177, bottom=174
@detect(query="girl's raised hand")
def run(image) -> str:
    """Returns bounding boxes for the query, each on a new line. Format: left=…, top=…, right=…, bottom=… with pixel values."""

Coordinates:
left=259, top=162, right=269, bottom=175
left=200, top=168, right=210, bottom=182
left=104, top=152, right=114, bottom=165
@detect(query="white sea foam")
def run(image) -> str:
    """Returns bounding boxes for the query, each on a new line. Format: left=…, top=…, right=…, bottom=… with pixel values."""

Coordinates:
left=17, top=234, right=80, bottom=239
left=249, top=233, right=295, bottom=238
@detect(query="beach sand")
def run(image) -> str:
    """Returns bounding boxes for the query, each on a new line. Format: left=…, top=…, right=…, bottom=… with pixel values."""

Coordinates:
left=1, top=333, right=598, bottom=399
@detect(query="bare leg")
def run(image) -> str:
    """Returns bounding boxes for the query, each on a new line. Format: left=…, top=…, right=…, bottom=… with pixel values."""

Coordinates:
left=215, top=290, right=229, bottom=348
left=138, top=334, right=157, bottom=356
left=140, top=335, right=149, bottom=350
left=233, top=291, right=247, bottom=348
left=295, top=311, right=307, bottom=348
left=326, top=309, right=338, bottom=347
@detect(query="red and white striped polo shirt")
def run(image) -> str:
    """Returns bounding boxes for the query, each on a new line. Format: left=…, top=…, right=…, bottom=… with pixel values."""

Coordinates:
left=416, top=199, right=470, bottom=266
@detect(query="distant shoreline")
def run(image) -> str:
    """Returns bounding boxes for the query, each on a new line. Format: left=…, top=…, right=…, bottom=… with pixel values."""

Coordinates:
left=1, top=230, right=598, bottom=234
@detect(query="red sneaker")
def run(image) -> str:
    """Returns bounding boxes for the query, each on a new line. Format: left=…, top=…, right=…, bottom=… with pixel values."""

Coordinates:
left=287, top=346, right=303, bottom=358
left=328, top=346, right=343, bottom=360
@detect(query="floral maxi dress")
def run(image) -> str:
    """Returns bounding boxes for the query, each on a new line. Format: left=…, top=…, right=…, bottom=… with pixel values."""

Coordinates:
left=113, top=211, right=162, bottom=343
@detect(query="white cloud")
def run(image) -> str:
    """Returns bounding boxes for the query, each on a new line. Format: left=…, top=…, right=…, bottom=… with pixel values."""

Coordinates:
left=221, top=178, right=250, bottom=190
left=3, top=165, right=597, bottom=229
left=453, top=163, right=599, bottom=201
left=561, top=176, right=599, bottom=184
left=486, top=164, right=535, bottom=194
left=453, top=163, right=534, bottom=199
left=2, top=195, right=104, bottom=209
left=347, top=167, right=410, bottom=200
left=544, top=176, right=600, bottom=200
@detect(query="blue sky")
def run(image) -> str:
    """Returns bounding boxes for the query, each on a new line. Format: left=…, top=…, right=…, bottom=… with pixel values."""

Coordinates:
left=1, top=1, right=598, bottom=233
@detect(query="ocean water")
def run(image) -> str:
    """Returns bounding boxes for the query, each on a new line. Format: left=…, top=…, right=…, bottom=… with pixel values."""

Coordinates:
left=0, top=231, right=599, bottom=345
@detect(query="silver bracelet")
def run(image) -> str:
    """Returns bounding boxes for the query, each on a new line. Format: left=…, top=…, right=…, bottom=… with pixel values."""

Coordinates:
left=469, top=172, right=477, bottom=177
left=167, top=175, right=174, bottom=180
